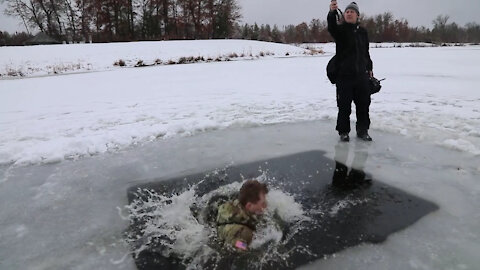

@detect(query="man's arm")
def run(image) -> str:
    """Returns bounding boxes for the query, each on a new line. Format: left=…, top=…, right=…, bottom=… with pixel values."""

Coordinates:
left=226, top=225, right=253, bottom=252
left=327, top=0, right=341, bottom=41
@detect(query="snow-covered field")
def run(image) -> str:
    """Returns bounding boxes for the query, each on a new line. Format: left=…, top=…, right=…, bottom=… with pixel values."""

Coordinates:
left=0, top=40, right=480, bottom=269
left=1, top=40, right=479, bottom=166
left=0, top=39, right=309, bottom=78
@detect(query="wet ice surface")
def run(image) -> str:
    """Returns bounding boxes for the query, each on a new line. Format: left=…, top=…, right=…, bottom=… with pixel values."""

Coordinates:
left=0, top=120, right=479, bottom=269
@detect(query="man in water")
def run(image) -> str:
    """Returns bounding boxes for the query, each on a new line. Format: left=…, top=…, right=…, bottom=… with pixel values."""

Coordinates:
left=216, top=180, right=268, bottom=251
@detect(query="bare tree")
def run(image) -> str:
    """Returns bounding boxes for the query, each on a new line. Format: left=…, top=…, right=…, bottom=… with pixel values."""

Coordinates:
left=432, top=15, right=449, bottom=42
left=3, top=0, right=31, bottom=33
left=3, top=0, right=242, bottom=42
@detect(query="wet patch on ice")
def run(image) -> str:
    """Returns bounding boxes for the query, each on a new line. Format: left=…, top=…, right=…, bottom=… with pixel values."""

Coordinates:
left=124, top=151, right=438, bottom=269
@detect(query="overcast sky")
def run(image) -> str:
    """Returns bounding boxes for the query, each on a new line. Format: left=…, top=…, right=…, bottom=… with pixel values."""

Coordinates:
left=1, top=0, right=479, bottom=33
left=239, top=0, right=480, bottom=28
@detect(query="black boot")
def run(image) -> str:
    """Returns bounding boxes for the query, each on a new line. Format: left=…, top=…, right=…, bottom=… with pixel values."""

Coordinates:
left=339, top=133, right=350, bottom=142
left=357, top=130, right=372, bottom=141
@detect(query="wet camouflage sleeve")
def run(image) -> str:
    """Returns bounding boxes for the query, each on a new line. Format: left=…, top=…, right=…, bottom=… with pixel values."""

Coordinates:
left=216, top=200, right=256, bottom=250
left=218, top=224, right=253, bottom=248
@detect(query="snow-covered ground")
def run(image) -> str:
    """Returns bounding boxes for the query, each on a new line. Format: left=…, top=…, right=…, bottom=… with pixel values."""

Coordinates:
left=0, top=39, right=309, bottom=78
left=0, top=40, right=480, bottom=269
left=1, top=41, right=479, bottom=166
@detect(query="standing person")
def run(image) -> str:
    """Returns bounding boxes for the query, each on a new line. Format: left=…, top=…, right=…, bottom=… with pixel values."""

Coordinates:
left=328, top=1, right=374, bottom=142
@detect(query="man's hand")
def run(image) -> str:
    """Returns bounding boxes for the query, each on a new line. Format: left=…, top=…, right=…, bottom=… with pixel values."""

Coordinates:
left=330, top=0, right=338, bottom=11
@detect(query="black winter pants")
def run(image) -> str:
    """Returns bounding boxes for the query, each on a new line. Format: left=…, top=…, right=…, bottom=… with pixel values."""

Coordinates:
left=335, top=75, right=371, bottom=134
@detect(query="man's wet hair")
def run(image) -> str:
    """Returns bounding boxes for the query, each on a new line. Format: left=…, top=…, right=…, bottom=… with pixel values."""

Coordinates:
left=238, top=180, right=269, bottom=207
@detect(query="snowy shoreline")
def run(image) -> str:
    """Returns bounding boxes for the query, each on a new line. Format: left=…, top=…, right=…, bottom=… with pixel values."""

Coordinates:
left=0, top=39, right=313, bottom=78
left=3, top=39, right=475, bottom=79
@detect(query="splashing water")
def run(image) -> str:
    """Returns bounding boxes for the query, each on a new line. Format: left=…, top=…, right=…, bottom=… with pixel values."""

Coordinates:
left=125, top=186, right=209, bottom=260
left=124, top=171, right=316, bottom=268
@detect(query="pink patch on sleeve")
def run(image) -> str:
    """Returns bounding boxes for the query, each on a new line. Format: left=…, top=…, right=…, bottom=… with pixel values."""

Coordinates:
left=234, top=240, right=247, bottom=250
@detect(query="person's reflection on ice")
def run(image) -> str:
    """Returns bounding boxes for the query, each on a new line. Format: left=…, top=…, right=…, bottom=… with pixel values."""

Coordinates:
left=332, top=141, right=372, bottom=189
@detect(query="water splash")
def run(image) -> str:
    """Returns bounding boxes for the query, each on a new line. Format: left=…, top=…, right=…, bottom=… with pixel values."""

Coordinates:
left=124, top=169, right=315, bottom=268
left=125, top=186, right=209, bottom=260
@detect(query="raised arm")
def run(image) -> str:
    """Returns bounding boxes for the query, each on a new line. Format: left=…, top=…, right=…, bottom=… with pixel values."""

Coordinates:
left=327, top=0, right=341, bottom=41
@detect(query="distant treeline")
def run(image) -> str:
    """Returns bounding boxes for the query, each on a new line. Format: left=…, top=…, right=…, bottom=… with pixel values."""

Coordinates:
left=0, top=31, right=33, bottom=46
left=2, top=0, right=241, bottom=43
left=1, top=0, right=479, bottom=46
left=234, top=14, right=480, bottom=44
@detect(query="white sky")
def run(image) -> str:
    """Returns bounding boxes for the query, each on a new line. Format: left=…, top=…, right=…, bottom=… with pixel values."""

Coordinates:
left=238, top=0, right=479, bottom=28
left=1, top=0, right=480, bottom=33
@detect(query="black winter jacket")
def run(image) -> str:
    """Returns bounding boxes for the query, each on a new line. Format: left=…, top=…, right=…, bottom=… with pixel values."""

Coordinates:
left=327, top=11, right=373, bottom=78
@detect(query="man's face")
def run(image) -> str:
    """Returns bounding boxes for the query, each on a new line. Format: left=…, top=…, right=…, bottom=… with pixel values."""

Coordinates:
left=246, top=192, right=267, bottom=215
left=344, top=9, right=358, bottom=24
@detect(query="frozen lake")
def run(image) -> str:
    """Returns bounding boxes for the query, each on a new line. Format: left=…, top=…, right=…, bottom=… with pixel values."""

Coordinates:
left=1, top=41, right=480, bottom=269
left=1, top=120, right=479, bottom=269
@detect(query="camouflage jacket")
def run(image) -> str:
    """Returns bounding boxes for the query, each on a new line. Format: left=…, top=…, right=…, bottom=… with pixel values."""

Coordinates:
left=216, top=199, right=259, bottom=251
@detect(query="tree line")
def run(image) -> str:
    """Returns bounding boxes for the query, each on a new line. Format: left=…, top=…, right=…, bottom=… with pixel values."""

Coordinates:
left=2, top=0, right=241, bottom=43
left=1, top=2, right=480, bottom=46
left=235, top=13, right=480, bottom=44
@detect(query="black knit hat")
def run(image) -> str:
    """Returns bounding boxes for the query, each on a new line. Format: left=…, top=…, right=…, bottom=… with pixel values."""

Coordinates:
left=345, top=2, right=359, bottom=15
